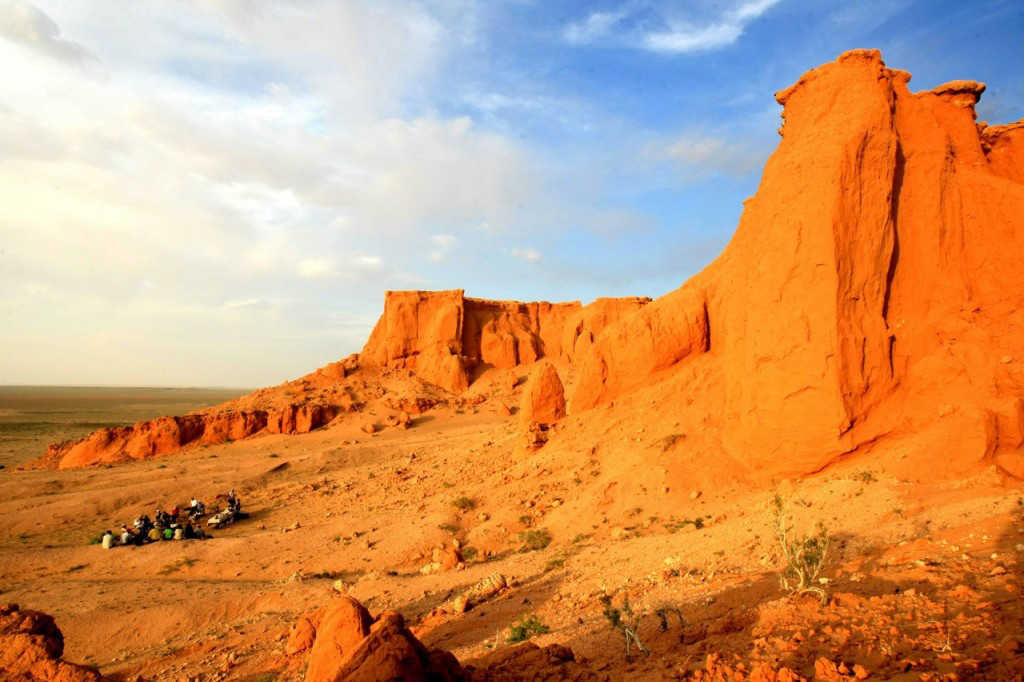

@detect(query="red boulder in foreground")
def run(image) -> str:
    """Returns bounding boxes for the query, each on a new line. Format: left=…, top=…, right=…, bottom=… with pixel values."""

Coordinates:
left=0, top=603, right=107, bottom=682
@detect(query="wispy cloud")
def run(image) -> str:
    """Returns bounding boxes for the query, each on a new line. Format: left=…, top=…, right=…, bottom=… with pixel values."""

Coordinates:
left=563, top=0, right=781, bottom=54
left=426, top=234, right=458, bottom=263
left=0, top=0, right=93, bottom=64
left=510, top=247, right=541, bottom=263
left=642, top=132, right=765, bottom=177
left=564, top=9, right=628, bottom=45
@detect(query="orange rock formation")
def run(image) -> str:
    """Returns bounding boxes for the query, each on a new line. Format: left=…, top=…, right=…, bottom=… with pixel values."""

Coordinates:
left=0, top=603, right=107, bottom=681
left=520, top=362, right=567, bottom=426
left=289, top=596, right=461, bottom=682
left=570, top=49, right=1024, bottom=481
left=36, top=50, right=1024, bottom=483
left=359, top=290, right=649, bottom=393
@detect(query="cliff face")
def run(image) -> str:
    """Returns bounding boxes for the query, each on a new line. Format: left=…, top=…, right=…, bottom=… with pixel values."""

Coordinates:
left=42, top=404, right=343, bottom=470
left=570, top=50, right=1024, bottom=480
left=359, top=290, right=650, bottom=393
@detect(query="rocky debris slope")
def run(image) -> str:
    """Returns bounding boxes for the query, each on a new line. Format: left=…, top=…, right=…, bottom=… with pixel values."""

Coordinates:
left=360, top=290, right=649, bottom=393
left=568, top=49, right=1024, bottom=482
left=35, top=357, right=452, bottom=469
left=0, top=603, right=107, bottom=682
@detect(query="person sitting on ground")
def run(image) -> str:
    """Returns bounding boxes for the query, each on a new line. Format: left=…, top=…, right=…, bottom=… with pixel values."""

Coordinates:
left=170, top=505, right=180, bottom=522
left=163, top=526, right=174, bottom=541
left=184, top=522, right=195, bottom=540
left=194, top=525, right=206, bottom=540
left=101, top=530, right=115, bottom=549
left=133, top=517, right=144, bottom=531
left=147, top=525, right=161, bottom=543
left=173, top=525, right=184, bottom=540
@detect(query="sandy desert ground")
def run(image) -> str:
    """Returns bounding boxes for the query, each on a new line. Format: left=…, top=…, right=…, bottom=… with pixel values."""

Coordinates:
left=2, top=371, right=1022, bottom=680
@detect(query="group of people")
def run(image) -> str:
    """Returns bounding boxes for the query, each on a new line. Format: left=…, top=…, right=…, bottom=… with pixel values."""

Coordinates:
left=99, top=494, right=234, bottom=549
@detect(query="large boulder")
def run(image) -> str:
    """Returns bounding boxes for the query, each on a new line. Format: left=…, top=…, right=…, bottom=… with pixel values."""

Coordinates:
left=0, top=603, right=108, bottom=682
left=519, top=363, right=566, bottom=426
left=305, top=596, right=374, bottom=682
left=298, top=597, right=461, bottom=682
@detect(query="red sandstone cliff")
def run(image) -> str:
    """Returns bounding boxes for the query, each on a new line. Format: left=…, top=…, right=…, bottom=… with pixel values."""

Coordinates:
left=37, top=294, right=647, bottom=469
left=358, top=290, right=649, bottom=392
left=38, top=51, right=1023, bottom=481
left=569, top=50, right=1024, bottom=481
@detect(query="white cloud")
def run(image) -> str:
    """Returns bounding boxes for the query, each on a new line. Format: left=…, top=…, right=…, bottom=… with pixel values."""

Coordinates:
left=427, top=234, right=458, bottom=262
left=298, top=258, right=335, bottom=279
left=511, top=247, right=541, bottom=263
left=564, top=0, right=781, bottom=54
left=0, top=0, right=93, bottom=64
left=563, top=9, right=628, bottom=45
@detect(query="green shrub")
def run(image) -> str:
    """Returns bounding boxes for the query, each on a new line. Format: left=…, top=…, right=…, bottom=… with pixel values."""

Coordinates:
left=507, top=613, right=549, bottom=643
left=517, top=529, right=551, bottom=552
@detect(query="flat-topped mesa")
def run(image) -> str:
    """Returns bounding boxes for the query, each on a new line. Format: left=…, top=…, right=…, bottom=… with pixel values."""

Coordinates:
left=358, top=289, right=650, bottom=393
left=571, top=49, right=1024, bottom=481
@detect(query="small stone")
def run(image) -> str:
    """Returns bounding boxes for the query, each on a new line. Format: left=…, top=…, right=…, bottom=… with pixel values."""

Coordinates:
left=689, top=490, right=702, bottom=500
left=990, top=565, right=1007, bottom=576
left=610, top=527, right=625, bottom=540
left=332, top=580, right=346, bottom=593
left=1001, top=355, right=1013, bottom=364
left=853, top=663, right=870, bottom=679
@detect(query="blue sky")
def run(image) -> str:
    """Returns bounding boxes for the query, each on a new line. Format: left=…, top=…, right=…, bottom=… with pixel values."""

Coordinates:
left=0, top=0, right=1021, bottom=386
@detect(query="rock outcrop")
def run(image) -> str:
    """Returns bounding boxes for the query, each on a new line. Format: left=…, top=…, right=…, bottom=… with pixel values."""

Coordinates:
left=520, top=362, right=567, bottom=426
left=41, top=403, right=344, bottom=469
left=0, top=603, right=108, bottom=681
left=360, top=290, right=649, bottom=393
left=519, top=362, right=567, bottom=451
left=289, top=596, right=461, bottom=682
left=569, top=50, right=1024, bottom=481
left=288, top=595, right=599, bottom=681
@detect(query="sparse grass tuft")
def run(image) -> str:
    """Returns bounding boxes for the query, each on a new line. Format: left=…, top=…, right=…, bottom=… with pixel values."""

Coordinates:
left=656, top=433, right=687, bottom=452
left=438, top=523, right=459, bottom=533
left=507, top=613, right=549, bottom=643
left=600, top=594, right=650, bottom=659
left=452, top=496, right=476, bottom=511
left=853, top=469, right=876, bottom=483
left=158, top=557, right=199, bottom=576
left=770, top=491, right=830, bottom=604
left=66, top=564, right=87, bottom=573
